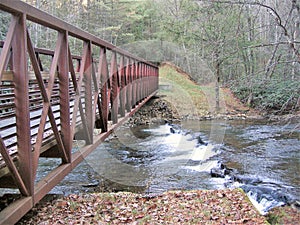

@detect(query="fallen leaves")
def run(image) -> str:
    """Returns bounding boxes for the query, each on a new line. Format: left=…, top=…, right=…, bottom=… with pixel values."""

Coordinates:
left=266, top=205, right=300, bottom=225
left=18, top=189, right=269, bottom=224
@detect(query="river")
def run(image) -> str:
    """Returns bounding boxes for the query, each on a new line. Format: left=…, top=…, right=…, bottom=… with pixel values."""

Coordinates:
left=42, top=119, right=299, bottom=214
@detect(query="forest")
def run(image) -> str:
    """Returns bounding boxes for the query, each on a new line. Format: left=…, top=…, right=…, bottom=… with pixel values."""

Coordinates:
left=1, top=0, right=300, bottom=113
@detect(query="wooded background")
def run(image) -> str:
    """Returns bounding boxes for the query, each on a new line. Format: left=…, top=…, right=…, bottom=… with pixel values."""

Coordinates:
left=1, top=0, right=299, bottom=113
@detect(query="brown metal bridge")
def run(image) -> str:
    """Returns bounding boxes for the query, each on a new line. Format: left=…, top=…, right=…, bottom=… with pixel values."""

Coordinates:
left=0, top=1, right=159, bottom=223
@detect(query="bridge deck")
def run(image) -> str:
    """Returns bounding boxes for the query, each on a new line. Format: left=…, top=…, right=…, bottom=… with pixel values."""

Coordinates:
left=0, top=1, right=159, bottom=224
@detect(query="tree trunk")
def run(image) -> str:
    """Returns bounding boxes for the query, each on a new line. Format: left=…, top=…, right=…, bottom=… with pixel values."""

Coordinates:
left=182, top=42, right=192, bottom=75
left=246, top=5, right=254, bottom=105
left=214, top=51, right=220, bottom=113
left=292, top=18, right=299, bottom=79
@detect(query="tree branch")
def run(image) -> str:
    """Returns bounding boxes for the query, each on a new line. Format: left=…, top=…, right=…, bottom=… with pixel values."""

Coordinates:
left=195, top=0, right=300, bottom=62
left=246, top=41, right=300, bottom=49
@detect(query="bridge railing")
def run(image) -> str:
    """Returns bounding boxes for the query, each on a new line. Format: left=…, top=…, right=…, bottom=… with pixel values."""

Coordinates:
left=0, top=1, right=158, bottom=223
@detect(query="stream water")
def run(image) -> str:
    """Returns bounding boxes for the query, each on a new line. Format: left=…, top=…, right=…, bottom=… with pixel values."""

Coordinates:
left=2, top=120, right=300, bottom=214
left=43, top=119, right=299, bottom=214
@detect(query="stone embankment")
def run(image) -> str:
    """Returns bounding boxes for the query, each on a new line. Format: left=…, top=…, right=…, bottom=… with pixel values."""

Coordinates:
left=127, top=96, right=180, bottom=126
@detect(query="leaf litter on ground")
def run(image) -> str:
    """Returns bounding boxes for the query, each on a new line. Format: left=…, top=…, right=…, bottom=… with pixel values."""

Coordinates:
left=18, top=189, right=268, bottom=224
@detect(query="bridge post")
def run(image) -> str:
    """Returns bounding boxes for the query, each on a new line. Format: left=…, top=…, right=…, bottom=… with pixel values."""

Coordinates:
left=132, top=61, right=136, bottom=107
left=147, top=65, right=151, bottom=96
left=136, top=62, right=140, bottom=103
left=110, top=51, right=119, bottom=124
left=100, top=47, right=109, bottom=132
left=84, top=41, right=93, bottom=144
left=139, top=63, right=143, bottom=101
left=12, top=14, right=33, bottom=196
left=144, top=64, right=147, bottom=98
left=126, top=58, right=132, bottom=112
left=119, top=55, right=126, bottom=117
left=58, top=31, right=71, bottom=162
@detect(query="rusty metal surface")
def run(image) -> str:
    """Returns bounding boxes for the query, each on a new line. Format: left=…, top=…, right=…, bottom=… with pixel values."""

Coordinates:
left=0, top=0, right=159, bottom=224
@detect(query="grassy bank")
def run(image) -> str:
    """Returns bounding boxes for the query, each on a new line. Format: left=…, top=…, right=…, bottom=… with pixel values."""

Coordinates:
left=159, top=63, right=257, bottom=119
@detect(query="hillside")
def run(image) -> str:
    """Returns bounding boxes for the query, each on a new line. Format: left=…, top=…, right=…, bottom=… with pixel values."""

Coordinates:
left=158, top=63, right=258, bottom=120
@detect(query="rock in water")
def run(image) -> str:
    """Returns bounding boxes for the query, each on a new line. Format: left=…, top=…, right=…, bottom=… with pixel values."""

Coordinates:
left=197, top=136, right=207, bottom=146
left=211, top=168, right=225, bottom=178
left=210, top=162, right=236, bottom=178
left=170, top=127, right=176, bottom=134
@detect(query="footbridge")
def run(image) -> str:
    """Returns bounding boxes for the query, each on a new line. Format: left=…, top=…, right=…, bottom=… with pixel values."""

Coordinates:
left=0, top=1, right=158, bottom=223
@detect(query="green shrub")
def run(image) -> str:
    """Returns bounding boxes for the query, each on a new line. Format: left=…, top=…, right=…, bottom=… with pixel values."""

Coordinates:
left=231, top=78, right=300, bottom=113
